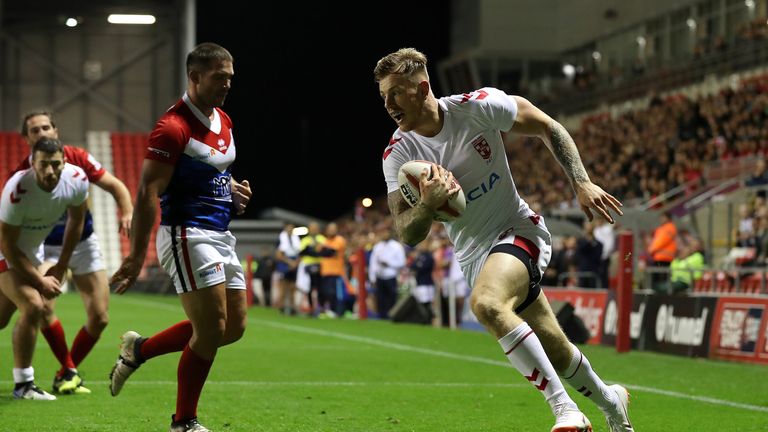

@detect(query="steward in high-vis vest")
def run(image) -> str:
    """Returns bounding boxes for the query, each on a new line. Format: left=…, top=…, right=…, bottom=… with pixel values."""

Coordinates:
left=648, top=212, right=677, bottom=264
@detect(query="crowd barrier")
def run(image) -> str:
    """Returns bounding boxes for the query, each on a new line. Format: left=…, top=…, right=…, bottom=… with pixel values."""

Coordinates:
left=544, top=287, right=768, bottom=365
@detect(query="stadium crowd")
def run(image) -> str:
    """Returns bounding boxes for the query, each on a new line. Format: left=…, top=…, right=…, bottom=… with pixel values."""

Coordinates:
left=510, top=73, right=768, bottom=213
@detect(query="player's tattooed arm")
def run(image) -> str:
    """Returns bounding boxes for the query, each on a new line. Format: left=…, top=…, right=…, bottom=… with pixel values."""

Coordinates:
left=547, top=120, right=590, bottom=185
left=387, top=190, right=432, bottom=246
left=510, top=95, right=590, bottom=186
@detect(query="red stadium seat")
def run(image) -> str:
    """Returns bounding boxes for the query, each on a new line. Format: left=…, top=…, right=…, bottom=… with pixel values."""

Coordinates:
left=694, top=271, right=714, bottom=293
left=742, top=273, right=764, bottom=294
left=715, top=271, right=733, bottom=293
left=0, top=133, right=30, bottom=190
left=111, top=133, right=159, bottom=267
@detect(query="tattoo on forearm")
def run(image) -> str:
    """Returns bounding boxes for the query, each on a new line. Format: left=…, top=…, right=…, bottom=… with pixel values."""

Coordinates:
left=387, top=191, right=432, bottom=245
left=548, top=120, right=590, bottom=184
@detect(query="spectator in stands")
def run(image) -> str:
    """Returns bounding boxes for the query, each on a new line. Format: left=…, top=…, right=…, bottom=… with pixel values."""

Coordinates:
left=0, top=138, right=88, bottom=401
left=319, top=222, right=348, bottom=317
left=754, top=213, right=768, bottom=264
left=108, top=42, right=252, bottom=432
left=375, top=47, right=630, bottom=431
left=253, top=251, right=275, bottom=306
left=735, top=203, right=757, bottom=249
left=576, top=222, right=603, bottom=288
left=593, top=219, right=615, bottom=288
left=443, top=246, right=470, bottom=327
left=368, top=227, right=406, bottom=319
left=0, top=110, right=133, bottom=395
left=543, top=236, right=577, bottom=287
left=408, top=239, right=435, bottom=323
left=297, top=221, right=326, bottom=315
left=656, top=238, right=705, bottom=294
left=746, top=158, right=768, bottom=198
left=275, top=222, right=301, bottom=315
left=647, top=212, right=677, bottom=287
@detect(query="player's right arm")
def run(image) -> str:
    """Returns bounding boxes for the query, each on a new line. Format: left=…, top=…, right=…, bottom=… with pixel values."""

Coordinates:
left=110, top=159, right=173, bottom=294
left=94, top=171, right=133, bottom=237
left=0, top=221, right=60, bottom=298
left=111, top=115, right=185, bottom=294
left=387, top=163, right=457, bottom=246
left=387, top=189, right=432, bottom=247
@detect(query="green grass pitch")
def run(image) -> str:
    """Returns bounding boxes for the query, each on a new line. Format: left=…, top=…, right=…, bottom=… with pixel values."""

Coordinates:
left=0, top=292, right=766, bottom=431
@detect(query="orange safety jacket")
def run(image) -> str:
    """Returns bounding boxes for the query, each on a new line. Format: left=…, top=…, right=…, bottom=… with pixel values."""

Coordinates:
left=648, top=221, right=677, bottom=263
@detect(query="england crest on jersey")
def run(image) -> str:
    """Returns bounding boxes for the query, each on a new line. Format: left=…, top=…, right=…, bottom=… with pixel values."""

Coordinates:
left=472, top=135, right=492, bottom=161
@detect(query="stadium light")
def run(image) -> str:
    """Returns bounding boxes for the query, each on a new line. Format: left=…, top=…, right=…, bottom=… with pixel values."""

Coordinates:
left=107, top=14, right=156, bottom=25
left=65, top=17, right=79, bottom=27
left=562, top=63, right=576, bottom=78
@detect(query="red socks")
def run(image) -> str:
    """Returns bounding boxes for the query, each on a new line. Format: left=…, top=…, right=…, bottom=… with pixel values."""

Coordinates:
left=140, top=320, right=193, bottom=361
left=125, top=320, right=213, bottom=422
left=70, top=326, right=99, bottom=367
left=40, top=320, right=75, bottom=375
left=175, top=345, right=214, bottom=421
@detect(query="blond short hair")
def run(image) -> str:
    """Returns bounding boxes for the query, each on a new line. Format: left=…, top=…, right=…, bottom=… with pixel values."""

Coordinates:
left=374, top=48, right=428, bottom=82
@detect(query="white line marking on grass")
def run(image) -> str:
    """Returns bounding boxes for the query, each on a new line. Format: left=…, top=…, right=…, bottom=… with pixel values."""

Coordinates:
left=618, top=384, right=768, bottom=413
left=0, top=380, right=526, bottom=388
left=120, top=297, right=510, bottom=367
left=264, top=320, right=512, bottom=367
left=120, top=296, right=768, bottom=413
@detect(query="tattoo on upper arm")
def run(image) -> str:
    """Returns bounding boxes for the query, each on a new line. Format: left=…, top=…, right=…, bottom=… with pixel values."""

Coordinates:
left=387, top=191, right=408, bottom=215
left=548, top=120, right=589, bottom=183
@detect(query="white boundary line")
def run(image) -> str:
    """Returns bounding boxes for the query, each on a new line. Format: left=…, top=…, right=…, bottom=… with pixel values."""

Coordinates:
left=617, top=384, right=768, bottom=413
left=119, top=296, right=768, bottom=413
left=0, top=380, right=525, bottom=388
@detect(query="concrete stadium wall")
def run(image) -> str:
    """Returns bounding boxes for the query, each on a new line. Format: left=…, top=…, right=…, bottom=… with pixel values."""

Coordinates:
left=454, top=0, right=708, bottom=55
left=0, top=24, right=181, bottom=145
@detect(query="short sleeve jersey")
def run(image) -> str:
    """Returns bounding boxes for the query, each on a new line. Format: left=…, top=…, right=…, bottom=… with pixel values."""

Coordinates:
left=16, top=146, right=104, bottom=245
left=0, top=164, right=89, bottom=256
left=381, top=87, right=536, bottom=265
left=278, top=231, right=301, bottom=258
left=147, top=93, right=236, bottom=231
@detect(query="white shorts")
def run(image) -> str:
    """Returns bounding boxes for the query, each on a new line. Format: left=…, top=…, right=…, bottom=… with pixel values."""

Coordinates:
left=44, top=234, right=105, bottom=275
left=156, top=225, right=245, bottom=294
left=412, top=284, right=435, bottom=303
left=460, top=217, right=552, bottom=289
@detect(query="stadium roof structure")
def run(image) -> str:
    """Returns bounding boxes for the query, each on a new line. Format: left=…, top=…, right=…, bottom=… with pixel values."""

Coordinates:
left=1, top=0, right=179, bottom=29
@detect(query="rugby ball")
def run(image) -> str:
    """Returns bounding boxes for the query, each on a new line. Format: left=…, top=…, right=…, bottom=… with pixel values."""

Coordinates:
left=397, top=160, right=466, bottom=222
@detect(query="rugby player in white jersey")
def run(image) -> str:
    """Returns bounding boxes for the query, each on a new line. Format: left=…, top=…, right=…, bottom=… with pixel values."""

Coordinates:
left=0, top=110, right=133, bottom=395
left=0, top=138, right=89, bottom=400
left=109, top=42, right=251, bottom=432
left=375, top=48, right=632, bottom=432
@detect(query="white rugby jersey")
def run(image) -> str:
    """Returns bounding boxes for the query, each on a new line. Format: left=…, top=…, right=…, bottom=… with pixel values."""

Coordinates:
left=382, top=87, right=540, bottom=265
left=0, top=163, right=89, bottom=257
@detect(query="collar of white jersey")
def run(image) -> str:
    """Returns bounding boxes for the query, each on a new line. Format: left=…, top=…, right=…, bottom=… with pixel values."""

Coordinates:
left=182, top=92, right=221, bottom=134
left=427, top=98, right=451, bottom=141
